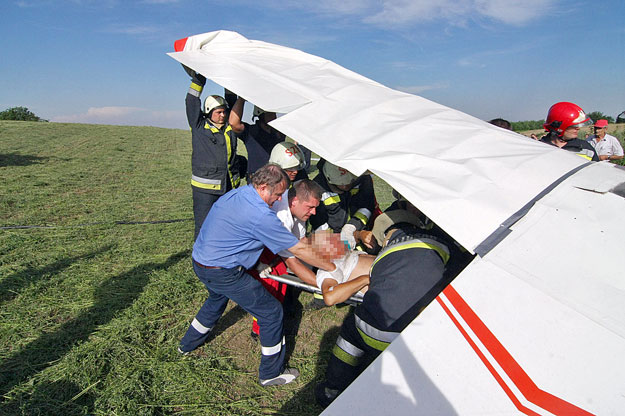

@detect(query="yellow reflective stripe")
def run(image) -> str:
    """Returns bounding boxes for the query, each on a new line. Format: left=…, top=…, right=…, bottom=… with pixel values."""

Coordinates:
left=353, top=211, right=369, bottom=225
left=350, top=187, right=360, bottom=196
left=324, top=195, right=341, bottom=205
left=371, top=240, right=450, bottom=272
left=190, top=82, right=203, bottom=92
left=224, top=125, right=237, bottom=187
left=204, top=122, right=219, bottom=133
left=357, top=327, right=390, bottom=352
left=577, top=153, right=593, bottom=161
left=191, top=179, right=221, bottom=190
left=336, top=335, right=364, bottom=357
left=332, top=344, right=360, bottom=366
left=313, top=292, right=324, bottom=300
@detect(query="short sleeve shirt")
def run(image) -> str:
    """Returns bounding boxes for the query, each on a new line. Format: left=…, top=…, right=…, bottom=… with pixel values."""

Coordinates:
left=271, top=189, right=307, bottom=258
left=192, top=185, right=299, bottom=269
left=588, top=134, right=624, bottom=157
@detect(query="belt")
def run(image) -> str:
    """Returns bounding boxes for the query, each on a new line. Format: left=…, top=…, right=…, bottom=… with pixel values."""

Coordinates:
left=193, top=259, right=222, bottom=269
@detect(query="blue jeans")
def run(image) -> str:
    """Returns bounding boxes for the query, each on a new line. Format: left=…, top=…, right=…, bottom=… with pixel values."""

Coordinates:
left=180, top=262, right=285, bottom=379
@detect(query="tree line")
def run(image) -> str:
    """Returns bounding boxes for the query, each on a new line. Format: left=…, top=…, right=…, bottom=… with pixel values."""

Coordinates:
left=1, top=106, right=622, bottom=130
left=509, top=111, right=622, bottom=132
left=0, top=107, right=48, bottom=122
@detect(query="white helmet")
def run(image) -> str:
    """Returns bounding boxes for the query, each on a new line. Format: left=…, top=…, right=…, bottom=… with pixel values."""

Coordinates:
left=322, top=161, right=356, bottom=186
left=204, top=95, right=228, bottom=115
left=269, top=141, right=305, bottom=170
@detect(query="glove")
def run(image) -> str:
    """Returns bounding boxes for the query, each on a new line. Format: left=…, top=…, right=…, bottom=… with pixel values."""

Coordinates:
left=340, top=223, right=357, bottom=250
left=256, top=262, right=272, bottom=279
left=192, top=71, right=206, bottom=85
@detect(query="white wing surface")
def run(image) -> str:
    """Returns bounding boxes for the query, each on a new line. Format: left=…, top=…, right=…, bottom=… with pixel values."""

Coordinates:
left=169, top=31, right=625, bottom=415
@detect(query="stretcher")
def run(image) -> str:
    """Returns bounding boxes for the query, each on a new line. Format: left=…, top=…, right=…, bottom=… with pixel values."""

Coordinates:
left=266, top=272, right=364, bottom=305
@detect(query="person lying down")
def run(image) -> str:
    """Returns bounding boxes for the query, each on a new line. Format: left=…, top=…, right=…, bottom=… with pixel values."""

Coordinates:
left=315, top=250, right=375, bottom=306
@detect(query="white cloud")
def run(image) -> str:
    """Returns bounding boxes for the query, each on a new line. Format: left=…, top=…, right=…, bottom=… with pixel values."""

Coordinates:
left=395, top=82, right=450, bottom=94
left=270, top=0, right=555, bottom=26
left=51, top=106, right=186, bottom=129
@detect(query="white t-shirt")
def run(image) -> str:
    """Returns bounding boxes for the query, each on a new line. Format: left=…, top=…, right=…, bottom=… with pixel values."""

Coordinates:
left=271, top=189, right=307, bottom=258
left=316, top=250, right=365, bottom=290
left=588, top=134, right=624, bottom=157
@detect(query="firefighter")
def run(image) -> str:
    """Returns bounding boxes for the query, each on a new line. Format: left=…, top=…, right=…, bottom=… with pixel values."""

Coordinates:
left=268, top=141, right=307, bottom=182
left=315, top=214, right=470, bottom=407
left=229, top=98, right=285, bottom=176
left=186, top=71, right=245, bottom=240
left=540, top=102, right=599, bottom=161
left=310, top=160, right=377, bottom=247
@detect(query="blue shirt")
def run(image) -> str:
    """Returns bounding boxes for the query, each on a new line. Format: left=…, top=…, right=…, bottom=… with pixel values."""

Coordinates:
left=192, top=185, right=299, bottom=269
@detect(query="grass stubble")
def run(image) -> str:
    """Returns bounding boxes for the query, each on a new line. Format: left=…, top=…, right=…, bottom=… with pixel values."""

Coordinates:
left=0, top=121, right=362, bottom=415
left=2, top=120, right=623, bottom=415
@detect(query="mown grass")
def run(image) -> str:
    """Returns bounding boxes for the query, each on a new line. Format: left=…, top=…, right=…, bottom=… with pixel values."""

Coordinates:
left=0, top=120, right=378, bottom=415
left=3, top=120, right=624, bottom=415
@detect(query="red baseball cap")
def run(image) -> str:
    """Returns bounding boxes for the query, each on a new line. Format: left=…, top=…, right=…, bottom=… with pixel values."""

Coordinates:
left=594, top=119, right=609, bottom=128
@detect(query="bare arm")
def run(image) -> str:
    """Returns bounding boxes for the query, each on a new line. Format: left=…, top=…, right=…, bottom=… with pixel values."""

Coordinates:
left=284, top=257, right=317, bottom=286
left=229, top=96, right=245, bottom=134
left=321, top=274, right=369, bottom=306
left=600, top=154, right=624, bottom=161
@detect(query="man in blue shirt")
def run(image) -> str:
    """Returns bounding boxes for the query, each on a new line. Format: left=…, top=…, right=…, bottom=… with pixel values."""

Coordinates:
left=179, top=164, right=341, bottom=386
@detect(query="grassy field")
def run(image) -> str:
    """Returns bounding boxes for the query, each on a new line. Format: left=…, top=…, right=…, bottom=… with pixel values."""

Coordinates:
left=0, top=120, right=390, bottom=416
left=2, top=120, right=624, bottom=415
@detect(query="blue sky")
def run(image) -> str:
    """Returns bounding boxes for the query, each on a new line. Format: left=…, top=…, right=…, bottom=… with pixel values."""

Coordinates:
left=1, top=0, right=623, bottom=129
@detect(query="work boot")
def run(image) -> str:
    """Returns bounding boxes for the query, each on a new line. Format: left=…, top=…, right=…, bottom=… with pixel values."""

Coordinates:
left=315, top=381, right=340, bottom=408
left=259, top=368, right=300, bottom=387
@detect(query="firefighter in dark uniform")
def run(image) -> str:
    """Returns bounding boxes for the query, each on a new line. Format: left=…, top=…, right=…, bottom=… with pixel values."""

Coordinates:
left=310, top=160, right=376, bottom=246
left=186, top=71, right=245, bottom=240
left=229, top=98, right=286, bottom=177
left=315, top=213, right=471, bottom=408
left=539, top=101, right=598, bottom=162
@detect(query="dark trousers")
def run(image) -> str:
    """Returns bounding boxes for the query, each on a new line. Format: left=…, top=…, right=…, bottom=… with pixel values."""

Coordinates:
left=192, top=189, right=220, bottom=241
left=180, top=262, right=285, bottom=380
left=325, top=312, right=388, bottom=392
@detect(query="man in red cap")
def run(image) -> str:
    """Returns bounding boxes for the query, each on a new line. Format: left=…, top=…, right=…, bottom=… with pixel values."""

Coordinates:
left=587, top=119, right=624, bottom=162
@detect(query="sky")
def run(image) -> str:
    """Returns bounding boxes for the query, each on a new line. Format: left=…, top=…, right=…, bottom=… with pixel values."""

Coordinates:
left=1, top=0, right=623, bottom=130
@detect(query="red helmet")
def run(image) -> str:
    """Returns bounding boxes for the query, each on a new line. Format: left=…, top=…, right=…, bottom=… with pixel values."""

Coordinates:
left=543, top=102, right=590, bottom=137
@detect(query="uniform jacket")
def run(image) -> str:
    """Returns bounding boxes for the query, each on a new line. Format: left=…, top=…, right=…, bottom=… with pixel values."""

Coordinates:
left=310, top=160, right=376, bottom=232
left=186, top=74, right=239, bottom=195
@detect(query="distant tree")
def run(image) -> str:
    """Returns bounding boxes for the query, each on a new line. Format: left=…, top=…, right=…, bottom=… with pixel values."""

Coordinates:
left=0, top=106, right=47, bottom=122
left=586, top=111, right=614, bottom=124
left=510, top=119, right=545, bottom=132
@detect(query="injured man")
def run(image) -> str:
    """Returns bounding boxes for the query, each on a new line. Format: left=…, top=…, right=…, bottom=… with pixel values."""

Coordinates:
left=315, top=250, right=375, bottom=306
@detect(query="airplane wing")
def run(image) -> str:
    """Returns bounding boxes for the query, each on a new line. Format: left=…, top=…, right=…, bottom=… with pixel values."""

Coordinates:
left=168, top=31, right=625, bottom=415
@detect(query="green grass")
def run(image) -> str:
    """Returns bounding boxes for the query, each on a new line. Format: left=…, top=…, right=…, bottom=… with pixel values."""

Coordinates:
left=4, top=119, right=621, bottom=415
left=1, top=120, right=394, bottom=415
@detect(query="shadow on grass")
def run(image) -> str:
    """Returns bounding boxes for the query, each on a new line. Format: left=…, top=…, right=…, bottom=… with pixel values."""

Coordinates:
left=278, top=322, right=343, bottom=416
left=0, top=249, right=190, bottom=401
left=0, top=245, right=114, bottom=305
left=1, top=379, right=96, bottom=416
left=0, top=153, right=49, bottom=167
